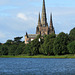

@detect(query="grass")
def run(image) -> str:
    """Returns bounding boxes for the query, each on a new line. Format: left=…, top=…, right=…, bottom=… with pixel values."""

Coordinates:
left=0, top=54, right=75, bottom=58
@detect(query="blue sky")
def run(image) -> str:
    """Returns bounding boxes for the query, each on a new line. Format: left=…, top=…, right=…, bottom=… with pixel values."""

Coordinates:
left=0, top=0, right=75, bottom=43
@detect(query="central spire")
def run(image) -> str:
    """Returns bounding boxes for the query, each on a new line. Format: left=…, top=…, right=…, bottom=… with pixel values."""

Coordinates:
left=41, top=0, right=47, bottom=26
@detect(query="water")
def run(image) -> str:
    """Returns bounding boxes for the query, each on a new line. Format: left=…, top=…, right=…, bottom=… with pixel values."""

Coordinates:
left=0, top=58, right=75, bottom=75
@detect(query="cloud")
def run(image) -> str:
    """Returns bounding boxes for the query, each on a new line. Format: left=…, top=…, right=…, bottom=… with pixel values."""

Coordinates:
left=0, top=0, right=75, bottom=43
left=17, top=13, right=28, bottom=21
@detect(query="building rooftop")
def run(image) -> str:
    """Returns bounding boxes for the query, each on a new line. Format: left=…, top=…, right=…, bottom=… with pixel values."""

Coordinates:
left=28, top=34, right=38, bottom=38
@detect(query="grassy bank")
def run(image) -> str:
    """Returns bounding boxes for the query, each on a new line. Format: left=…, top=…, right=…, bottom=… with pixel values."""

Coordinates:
left=0, top=54, right=75, bottom=58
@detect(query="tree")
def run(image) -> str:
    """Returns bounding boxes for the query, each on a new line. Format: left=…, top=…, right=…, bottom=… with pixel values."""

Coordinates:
left=5, top=40, right=13, bottom=45
left=22, top=43, right=31, bottom=55
left=48, top=38, right=55, bottom=55
left=8, top=44, right=17, bottom=55
left=1, top=45, right=8, bottom=55
left=69, top=27, right=75, bottom=41
left=30, top=37, right=40, bottom=55
left=53, top=32, right=69, bottom=55
left=14, top=36, right=23, bottom=44
left=30, top=35, right=43, bottom=55
left=67, top=41, right=75, bottom=54
left=0, top=43, right=2, bottom=45
left=15, top=43, right=25, bottom=55
left=0, top=45, right=2, bottom=55
left=39, top=33, right=56, bottom=55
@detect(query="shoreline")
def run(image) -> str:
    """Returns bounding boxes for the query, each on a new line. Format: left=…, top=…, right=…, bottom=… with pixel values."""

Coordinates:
left=0, top=55, right=75, bottom=58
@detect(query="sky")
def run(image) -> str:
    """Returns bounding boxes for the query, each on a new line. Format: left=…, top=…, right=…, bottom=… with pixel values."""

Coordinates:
left=0, top=0, right=75, bottom=43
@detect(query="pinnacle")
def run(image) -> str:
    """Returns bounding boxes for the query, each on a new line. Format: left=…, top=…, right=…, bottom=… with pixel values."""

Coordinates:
left=50, top=13, right=54, bottom=30
left=39, top=13, right=41, bottom=22
left=50, top=13, right=52, bottom=25
left=38, top=13, right=41, bottom=26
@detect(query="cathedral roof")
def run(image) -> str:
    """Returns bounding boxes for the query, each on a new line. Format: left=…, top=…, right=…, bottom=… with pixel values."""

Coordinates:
left=28, top=34, right=38, bottom=38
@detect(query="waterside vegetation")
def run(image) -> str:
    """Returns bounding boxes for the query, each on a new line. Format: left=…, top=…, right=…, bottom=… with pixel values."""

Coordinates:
left=0, top=27, right=75, bottom=58
left=0, top=54, right=75, bottom=58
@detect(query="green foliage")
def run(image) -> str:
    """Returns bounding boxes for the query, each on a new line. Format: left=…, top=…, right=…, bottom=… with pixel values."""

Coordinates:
left=0, top=45, right=8, bottom=55
left=69, top=27, right=75, bottom=41
left=14, top=37, right=23, bottom=44
left=22, top=43, right=31, bottom=55
left=5, top=40, right=13, bottom=45
left=30, top=35, right=42, bottom=55
left=8, top=44, right=17, bottom=55
left=0, top=28, right=75, bottom=56
left=0, top=43, right=2, bottom=45
left=67, top=41, right=75, bottom=54
left=53, top=32, right=69, bottom=55
left=39, top=33, right=56, bottom=55
left=15, top=43, right=25, bottom=55
left=1, top=54, right=75, bottom=58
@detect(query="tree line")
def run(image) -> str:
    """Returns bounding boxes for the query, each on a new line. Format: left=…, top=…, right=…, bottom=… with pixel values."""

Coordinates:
left=0, top=27, right=75, bottom=56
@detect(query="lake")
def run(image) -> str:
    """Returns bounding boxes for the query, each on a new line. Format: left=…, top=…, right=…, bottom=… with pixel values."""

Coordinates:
left=0, top=58, right=75, bottom=75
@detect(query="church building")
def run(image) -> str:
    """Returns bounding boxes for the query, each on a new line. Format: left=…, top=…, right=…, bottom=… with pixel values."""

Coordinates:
left=25, top=0, right=55, bottom=44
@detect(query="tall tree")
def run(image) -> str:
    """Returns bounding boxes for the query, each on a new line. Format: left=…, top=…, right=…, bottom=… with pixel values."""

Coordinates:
left=53, top=32, right=69, bottom=55
left=69, top=27, right=75, bottom=41
left=5, top=40, right=13, bottom=45
left=15, top=43, right=25, bottom=55
left=1, top=45, right=8, bottom=55
left=8, top=44, right=17, bottom=55
left=30, top=35, right=43, bottom=55
left=14, top=37, right=23, bottom=44
left=22, top=43, right=31, bottom=55
left=67, top=41, right=75, bottom=54
left=39, top=33, right=56, bottom=55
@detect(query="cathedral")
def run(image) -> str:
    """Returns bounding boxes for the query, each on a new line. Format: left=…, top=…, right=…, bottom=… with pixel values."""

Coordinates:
left=25, top=0, right=55, bottom=44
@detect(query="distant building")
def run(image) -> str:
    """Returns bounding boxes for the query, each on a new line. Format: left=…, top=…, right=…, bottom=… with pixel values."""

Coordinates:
left=25, top=0, right=55, bottom=44
left=25, top=33, right=38, bottom=44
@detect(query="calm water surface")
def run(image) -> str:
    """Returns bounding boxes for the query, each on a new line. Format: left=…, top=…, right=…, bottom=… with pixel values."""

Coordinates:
left=0, top=58, right=75, bottom=75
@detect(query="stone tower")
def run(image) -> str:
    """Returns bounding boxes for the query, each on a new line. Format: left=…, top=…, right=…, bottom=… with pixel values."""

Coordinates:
left=36, top=0, right=55, bottom=35
left=36, top=0, right=48, bottom=35
left=25, top=32, right=29, bottom=44
left=25, top=0, right=55, bottom=44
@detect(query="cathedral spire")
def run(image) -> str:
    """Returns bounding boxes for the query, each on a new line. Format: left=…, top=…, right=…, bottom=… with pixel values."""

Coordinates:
left=50, top=13, right=55, bottom=33
left=38, top=13, right=41, bottom=26
left=41, top=0, right=47, bottom=26
left=50, top=13, right=53, bottom=30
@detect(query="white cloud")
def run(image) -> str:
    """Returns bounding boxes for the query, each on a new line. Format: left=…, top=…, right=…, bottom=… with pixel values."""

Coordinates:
left=17, top=13, right=28, bottom=21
